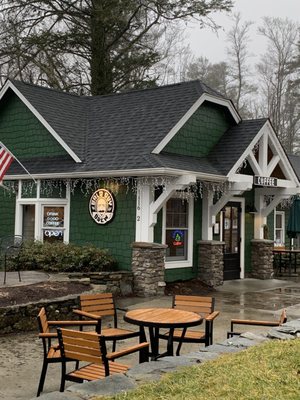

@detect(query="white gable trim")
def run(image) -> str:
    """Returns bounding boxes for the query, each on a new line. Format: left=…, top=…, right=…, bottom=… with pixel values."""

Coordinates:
left=0, top=80, right=82, bottom=163
left=227, top=120, right=299, bottom=186
left=152, top=93, right=241, bottom=154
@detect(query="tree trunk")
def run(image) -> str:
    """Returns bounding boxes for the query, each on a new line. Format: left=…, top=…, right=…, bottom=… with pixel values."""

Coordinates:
left=90, top=0, right=113, bottom=95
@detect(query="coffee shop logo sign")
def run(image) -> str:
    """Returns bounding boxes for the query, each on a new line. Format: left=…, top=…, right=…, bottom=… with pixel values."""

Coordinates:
left=89, top=189, right=115, bottom=224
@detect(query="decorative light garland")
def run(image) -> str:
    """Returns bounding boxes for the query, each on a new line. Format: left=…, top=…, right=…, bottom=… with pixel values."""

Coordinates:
left=2, top=176, right=230, bottom=200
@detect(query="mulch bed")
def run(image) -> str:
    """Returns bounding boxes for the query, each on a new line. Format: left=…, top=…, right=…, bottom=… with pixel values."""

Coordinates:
left=165, top=278, right=215, bottom=296
left=0, top=281, right=92, bottom=307
left=0, top=278, right=214, bottom=307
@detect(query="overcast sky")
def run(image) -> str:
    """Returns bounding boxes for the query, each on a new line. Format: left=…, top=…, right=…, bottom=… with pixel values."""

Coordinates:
left=186, top=0, right=299, bottom=63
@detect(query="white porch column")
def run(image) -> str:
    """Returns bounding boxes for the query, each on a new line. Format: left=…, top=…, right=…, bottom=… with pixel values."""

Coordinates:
left=254, top=194, right=266, bottom=239
left=135, top=183, right=154, bottom=242
left=202, top=187, right=214, bottom=240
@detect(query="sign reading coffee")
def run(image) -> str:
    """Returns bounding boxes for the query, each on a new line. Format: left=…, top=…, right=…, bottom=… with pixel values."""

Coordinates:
left=254, top=176, right=278, bottom=187
left=89, top=189, right=115, bottom=224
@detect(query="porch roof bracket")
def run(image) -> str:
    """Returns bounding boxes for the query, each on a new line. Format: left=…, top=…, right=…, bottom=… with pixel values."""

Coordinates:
left=149, top=174, right=197, bottom=226
left=210, top=181, right=252, bottom=217
left=255, top=188, right=299, bottom=218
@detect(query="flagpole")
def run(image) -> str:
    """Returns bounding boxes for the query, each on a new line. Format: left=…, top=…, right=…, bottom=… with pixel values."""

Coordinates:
left=0, top=141, right=37, bottom=184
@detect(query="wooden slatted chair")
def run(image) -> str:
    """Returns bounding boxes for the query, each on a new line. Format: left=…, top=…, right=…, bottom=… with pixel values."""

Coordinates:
left=37, top=307, right=101, bottom=397
left=73, top=293, right=140, bottom=351
left=227, top=308, right=287, bottom=338
left=57, top=328, right=149, bottom=392
left=159, top=295, right=220, bottom=356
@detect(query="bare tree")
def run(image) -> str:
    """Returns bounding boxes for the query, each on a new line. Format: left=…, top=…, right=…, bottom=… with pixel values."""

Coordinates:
left=185, top=56, right=230, bottom=95
left=225, top=13, right=256, bottom=117
left=257, top=17, right=299, bottom=152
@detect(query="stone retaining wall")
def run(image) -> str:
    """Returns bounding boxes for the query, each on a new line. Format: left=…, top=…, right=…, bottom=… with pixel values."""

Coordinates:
left=197, top=240, right=225, bottom=287
left=0, top=295, right=79, bottom=334
left=68, top=271, right=134, bottom=296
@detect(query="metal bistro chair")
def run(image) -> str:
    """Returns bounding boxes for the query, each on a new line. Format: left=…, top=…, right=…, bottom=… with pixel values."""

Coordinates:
left=1, top=235, right=23, bottom=284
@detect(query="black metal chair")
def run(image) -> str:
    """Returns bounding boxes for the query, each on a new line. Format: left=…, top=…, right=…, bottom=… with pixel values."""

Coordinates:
left=0, top=235, right=23, bottom=284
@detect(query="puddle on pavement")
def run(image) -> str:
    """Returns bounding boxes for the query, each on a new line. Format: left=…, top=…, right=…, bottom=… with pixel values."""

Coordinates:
left=265, top=287, right=300, bottom=294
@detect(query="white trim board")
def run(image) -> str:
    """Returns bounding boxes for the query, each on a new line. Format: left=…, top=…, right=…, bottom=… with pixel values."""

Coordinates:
left=227, top=120, right=300, bottom=187
left=0, top=80, right=82, bottom=163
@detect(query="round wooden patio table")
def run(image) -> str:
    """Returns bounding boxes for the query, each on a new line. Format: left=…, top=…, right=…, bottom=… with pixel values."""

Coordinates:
left=124, top=308, right=203, bottom=360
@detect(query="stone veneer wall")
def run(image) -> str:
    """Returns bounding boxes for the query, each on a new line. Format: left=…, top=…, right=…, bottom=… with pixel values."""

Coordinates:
left=198, top=240, right=225, bottom=287
left=251, top=239, right=274, bottom=279
left=131, top=242, right=167, bottom=297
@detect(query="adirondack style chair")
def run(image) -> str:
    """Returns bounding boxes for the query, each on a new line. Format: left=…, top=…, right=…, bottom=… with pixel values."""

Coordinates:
left=159, top=295, right=220, bottom=355
left=73, top=292, right=140, bottom=351
left=36, top=307, right=101, bottom=397
left=57, top=327, right=149, bottom=392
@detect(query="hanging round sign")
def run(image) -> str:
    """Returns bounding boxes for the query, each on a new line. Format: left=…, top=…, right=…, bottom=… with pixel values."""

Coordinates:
left=89, top=189, right=115, bottom=225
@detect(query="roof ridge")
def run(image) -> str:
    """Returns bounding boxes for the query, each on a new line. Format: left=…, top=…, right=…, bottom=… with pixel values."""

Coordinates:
left=9, top=79, right=88, bottom=100
left=94, top=79, right=224, bottom=99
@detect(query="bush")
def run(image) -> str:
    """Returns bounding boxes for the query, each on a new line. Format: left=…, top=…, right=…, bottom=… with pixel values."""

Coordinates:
left=7, top=241, right=118, bottom=273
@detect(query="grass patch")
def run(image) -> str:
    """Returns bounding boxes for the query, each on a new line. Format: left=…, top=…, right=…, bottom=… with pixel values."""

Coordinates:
left=96, top=339, right=300, bottom=400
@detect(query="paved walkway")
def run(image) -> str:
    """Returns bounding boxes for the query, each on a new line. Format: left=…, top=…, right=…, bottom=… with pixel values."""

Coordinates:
left=0, top=270, right=50, bottom=287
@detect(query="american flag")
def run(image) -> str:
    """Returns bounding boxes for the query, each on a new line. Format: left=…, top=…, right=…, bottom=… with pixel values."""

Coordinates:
left=0, top=143, right=14, bottom=183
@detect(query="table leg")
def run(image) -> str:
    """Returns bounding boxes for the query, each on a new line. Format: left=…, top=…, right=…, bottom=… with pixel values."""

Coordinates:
left=139, top=326, right=147, bottom=363
left=149, top=326, right=159, bottom=360
left=176, top=327, right=187, bottom=356
left=166, top=327, right=174, bottom=357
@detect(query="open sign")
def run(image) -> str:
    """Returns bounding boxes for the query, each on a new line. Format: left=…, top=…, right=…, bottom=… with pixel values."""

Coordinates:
left=44, top=230, right=63, bottom=238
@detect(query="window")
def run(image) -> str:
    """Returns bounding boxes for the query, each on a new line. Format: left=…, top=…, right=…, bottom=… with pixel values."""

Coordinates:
left=15, top=180, right=70, bottom=243
left=164, top=197, right=193, bottom=266
left=274, top=211, right=285, bottom=247
left=42, top=206, right=65, bottom=242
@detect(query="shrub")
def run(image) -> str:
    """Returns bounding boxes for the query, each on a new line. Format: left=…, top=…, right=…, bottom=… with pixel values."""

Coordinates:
left=7, top=241, right=118, bottom=273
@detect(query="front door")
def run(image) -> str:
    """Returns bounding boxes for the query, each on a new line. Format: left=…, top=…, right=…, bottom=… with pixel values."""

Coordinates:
left=222, top=202, right=241, bottom=280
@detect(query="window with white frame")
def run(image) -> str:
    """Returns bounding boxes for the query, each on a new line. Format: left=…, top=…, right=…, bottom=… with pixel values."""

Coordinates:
left=15, top=180, right=70, bottom=243
left=164, top=197, right=193, bottom=266
left=274, top=210, right=285, bottom=247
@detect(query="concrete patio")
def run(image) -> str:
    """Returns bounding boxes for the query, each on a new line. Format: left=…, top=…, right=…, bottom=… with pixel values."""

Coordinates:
left=0, top=272, right=300, bottom=399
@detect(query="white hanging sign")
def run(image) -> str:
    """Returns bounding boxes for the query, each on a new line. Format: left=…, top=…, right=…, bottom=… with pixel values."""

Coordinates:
left=89, top=189, right=115, bottom=224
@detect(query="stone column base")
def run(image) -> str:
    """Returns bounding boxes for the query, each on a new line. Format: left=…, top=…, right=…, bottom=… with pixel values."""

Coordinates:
left=251, top=239, right=274, bottom=279
left=131, top=242, right=167, bottom=297
left=197, top=240, right=225, bottom=287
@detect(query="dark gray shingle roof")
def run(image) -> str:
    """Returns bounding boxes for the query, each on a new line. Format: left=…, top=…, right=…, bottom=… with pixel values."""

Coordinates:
left=288, top=154, right=300, bottom=180
left=208, top=119, right=268, bottom=175
left=4, top=79, right=264, bottom=178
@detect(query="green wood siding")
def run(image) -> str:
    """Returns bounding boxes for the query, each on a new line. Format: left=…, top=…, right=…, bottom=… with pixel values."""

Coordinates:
left=0, top=91, right=68, bottom=158
left=163, top=102, right=233, bottom=157
left=69, top=185, right=136, bottom=271
left=0, top=190, right=16, bottom=239
left=165, top=267, right=195, bottom=282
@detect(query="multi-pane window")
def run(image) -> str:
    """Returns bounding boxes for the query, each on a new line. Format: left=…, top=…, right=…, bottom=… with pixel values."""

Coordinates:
left=274, top=211, right=285, bottom=247
left=165, top=198, right=189, bottom=260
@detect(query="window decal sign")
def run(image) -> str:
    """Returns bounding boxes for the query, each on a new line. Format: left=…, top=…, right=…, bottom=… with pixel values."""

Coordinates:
left=172, top=230, right=184, bottom=246
left=89, top=189, right=115, bottom=225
